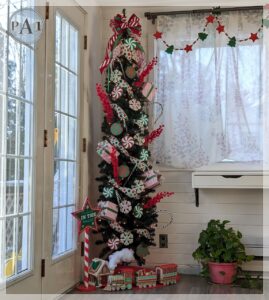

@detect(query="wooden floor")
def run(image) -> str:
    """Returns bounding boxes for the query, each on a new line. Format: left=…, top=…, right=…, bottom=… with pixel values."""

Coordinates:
left=69, top=275, right=263, bottom=295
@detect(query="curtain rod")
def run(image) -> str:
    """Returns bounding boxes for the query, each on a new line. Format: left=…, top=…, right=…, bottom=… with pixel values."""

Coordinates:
left=144, top=6, right=263, bottom=24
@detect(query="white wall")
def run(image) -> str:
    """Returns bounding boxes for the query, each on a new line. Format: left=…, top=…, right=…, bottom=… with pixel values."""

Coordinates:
left=97, top=6, right=263, bottom=274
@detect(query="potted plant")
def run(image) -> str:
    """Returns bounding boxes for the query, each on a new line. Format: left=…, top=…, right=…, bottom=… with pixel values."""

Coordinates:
left=192, top=219, right=253, bottom=284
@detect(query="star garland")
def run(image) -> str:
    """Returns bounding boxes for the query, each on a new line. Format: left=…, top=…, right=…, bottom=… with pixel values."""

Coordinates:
left=153, top=8, right=265, bottom=54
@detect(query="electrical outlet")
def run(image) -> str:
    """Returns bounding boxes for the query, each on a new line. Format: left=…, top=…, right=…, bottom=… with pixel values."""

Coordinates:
left=159, top=234, right=168, bottom=248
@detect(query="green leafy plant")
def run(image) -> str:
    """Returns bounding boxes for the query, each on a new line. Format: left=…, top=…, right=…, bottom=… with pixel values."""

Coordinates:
left=193, top=220, right=253, bottom=268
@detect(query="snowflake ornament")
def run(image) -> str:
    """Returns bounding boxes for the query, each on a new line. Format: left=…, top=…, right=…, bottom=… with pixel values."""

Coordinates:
left=103, top=187, right=114, bottom=198
left=129, top=99, right=141, bottom=111
left=119, top=200, right=132, bottom=214
left=134, top=134, right=145, bottom=146
left=137, top=160, right=147, bottom=172
left=110, top=70, right=122, bottom=83
left=120, top=231, right=134, bottom=245
left=132, top=180, right=145, bottom=193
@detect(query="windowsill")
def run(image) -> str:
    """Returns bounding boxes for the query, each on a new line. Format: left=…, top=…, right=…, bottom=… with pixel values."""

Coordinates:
left=5, top=269, right=33, bottom=288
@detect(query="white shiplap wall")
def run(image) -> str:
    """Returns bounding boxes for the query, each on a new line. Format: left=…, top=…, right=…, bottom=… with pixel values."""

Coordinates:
left=148, top=169, right=263, bottom=273
left=100, top=7, right=263, bottom=274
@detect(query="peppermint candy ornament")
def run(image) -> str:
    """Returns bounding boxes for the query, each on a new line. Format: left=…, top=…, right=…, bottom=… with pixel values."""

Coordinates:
left=112, top=86, right=123, bottom=100
left=139, top=114, right=149, bottom=127
left=129, top=99, right=141, bottom=111
left=125, top=38, right=137, bottom=50
left=108, top=237, right=120, bottom=250
left=134, top=204, right=143, bottom=219
left=103, top=187, right=114, bottom=198
left=120, top=231, right=134, bottom=246
left=122, top=135, right=134, bottom=149
left=120, top=200, right=132, bottom=214
left=140, top=149, right=149, bottom=161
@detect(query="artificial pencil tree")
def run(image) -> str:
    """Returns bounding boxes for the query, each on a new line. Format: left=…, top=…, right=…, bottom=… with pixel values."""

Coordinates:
left=95, top=10, right=172, bottom=267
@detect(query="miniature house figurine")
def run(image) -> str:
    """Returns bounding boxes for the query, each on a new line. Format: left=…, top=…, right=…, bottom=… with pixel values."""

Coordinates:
left=88, top=258, right=111, bottom=287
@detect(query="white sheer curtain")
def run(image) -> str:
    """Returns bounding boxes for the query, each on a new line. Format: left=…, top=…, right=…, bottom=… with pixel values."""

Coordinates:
left=153, top=10, right=263, bottom=169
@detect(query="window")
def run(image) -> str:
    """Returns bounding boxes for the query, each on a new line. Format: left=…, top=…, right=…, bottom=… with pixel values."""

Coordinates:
left=153, top=10, right=263, bottom=169
left=52, top=12, right=79, bottom=258
left=0, top=0, right=35, bottom=280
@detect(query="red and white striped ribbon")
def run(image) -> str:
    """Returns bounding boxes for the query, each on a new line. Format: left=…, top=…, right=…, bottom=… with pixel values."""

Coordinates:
left=99, top=14, right=141, bottom=74
left=84, top=227, right=90, bottom=288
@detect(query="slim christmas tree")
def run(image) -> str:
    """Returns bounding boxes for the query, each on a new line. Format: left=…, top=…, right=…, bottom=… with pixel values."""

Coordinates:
left=95, top=11, right=171, bottom=267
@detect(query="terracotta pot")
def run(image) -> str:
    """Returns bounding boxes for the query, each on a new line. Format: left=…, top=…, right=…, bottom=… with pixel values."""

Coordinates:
left=208, top=262, right=237, bottom=284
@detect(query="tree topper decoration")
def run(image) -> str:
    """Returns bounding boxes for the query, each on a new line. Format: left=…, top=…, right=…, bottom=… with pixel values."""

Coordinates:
left=72, top=197, right=100, bottom=235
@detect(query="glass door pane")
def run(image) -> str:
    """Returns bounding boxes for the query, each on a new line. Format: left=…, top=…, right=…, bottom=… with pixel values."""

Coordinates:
left=52, top=11, right=79, bottom=259
left=0, top=0, right=35, bottom=282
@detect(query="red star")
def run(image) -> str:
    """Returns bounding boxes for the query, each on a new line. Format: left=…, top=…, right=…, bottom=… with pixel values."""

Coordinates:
left=72, top=197, right=100, bottom=235
left=216, top=24, right=225, bottom=34
left=206, top=15, right=215, bottom=24
left=249, top=33, right=258, bottom=42
left=153, top=31, right=163, bottom=39
left=184, top=44, right=193, bottom=53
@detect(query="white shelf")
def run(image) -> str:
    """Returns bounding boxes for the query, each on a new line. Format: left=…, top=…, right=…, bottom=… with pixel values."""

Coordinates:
left=191, top=162, right=266, bottom=207
left=192, top=162, right=266, bottom=189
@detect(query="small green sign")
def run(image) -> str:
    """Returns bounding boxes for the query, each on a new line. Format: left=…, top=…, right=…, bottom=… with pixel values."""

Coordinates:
left=72, top=197, right=100, bottom=235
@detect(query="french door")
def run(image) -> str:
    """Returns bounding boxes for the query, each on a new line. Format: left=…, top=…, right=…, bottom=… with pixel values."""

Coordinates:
left=1, top=2, right=86, bottom=295
left=1, top=2, right=45, bottom=294
left=42, top=4, right=85, bottom=295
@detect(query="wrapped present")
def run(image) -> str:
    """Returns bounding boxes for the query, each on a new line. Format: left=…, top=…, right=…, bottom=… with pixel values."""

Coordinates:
left=97, top=140, right=119, bottom=164
left=143, top=170, right=161, bottom=189
left=142, top=83, right=156, bottom=102
left=100, top=201, right=118, bottom=221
